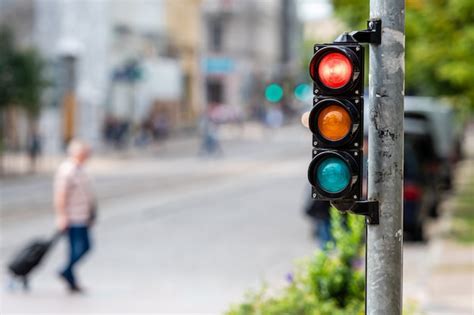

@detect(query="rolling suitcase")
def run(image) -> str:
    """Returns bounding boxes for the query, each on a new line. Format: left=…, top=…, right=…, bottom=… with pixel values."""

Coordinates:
left=8, top=231, right=62, bottom=290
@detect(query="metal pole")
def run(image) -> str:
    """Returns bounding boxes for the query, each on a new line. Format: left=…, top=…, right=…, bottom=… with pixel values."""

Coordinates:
left=366, top=0, right=405, bottom=313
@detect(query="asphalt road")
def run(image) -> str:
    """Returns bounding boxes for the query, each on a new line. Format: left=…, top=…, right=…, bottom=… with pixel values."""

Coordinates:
left=1, top=123, right=470, bottom=314
left=1, top=124, right=317, bottom=313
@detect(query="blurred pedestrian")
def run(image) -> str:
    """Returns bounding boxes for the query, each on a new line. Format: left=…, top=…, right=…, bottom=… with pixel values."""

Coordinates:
left=301, top=113, right=332, bottom=248
left=102, top=115, right=116, bottom=146
left=152, top=111, right=170, bottom=142
left=201, top=120, right=221, bottom=155
left=27, top=127, right=42, bottom=173
left=199, top=105, right=223, bottom=156
left=265, top=105, right=284, bottom=129
left=54, top=139, right=96, bottom=293
left=304, top=192, right=332, bottom=249
left=135, top=117, right=153, bottom=147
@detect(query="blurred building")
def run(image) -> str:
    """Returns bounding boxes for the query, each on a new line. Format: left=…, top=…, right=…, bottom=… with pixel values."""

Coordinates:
left=1, top=0, right=302, bottom=155
left=165, top=0, right=204, bottom=127
left=0, top=0, right=34, bottom=48
left=201, top=0, right=300, bottom=114
left=1, top=0, right=203, bottom=154
left=34, top=0, right=109, bottom=151
left=106, top=0, right=182, bottom=141
left=35, top=0, right=182, bottom=149
left=1, top=0, right=112, bottom=152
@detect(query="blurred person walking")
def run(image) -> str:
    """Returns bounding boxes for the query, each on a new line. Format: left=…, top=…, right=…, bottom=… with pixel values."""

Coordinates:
left=27, top=127, right=42, bottom=173
left=265, top=105, right=284, bottom=129
left=304, top=193, right=332, bottom=249
left=200, top=119, right=222, bottom=155
left=152, top=111, right=170, bottom=142
left=54, top=139, right=96, bottom=293
left=199, top=104, right=223, bottom=156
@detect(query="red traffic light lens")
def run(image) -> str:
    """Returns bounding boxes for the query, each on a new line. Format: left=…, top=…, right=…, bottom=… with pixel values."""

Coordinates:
left=317, top=104, right=352, bottom=141
left=318, top=52, right=353, bottom=89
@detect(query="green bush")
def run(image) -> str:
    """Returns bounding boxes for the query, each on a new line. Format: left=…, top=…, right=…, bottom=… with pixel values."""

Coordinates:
left=226, top=208, right=366, bottom=315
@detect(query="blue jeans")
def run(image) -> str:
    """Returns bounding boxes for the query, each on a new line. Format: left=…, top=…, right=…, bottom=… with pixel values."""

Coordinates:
left=316, top=218, right=332, bottom=249
left=61, top=226, right=91, bottom=286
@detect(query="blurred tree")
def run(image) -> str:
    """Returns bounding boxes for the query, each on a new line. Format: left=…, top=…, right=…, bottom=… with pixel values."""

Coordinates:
left=331, top=0, right=368, bottom=31
left=0, top=27, right=46, bottom=120
left=12, top=49, right=46, bottom=119
left=0, top=28, right=17, bottom=110
left=0, top=27, right=46, bottom=172
left=0, top=28, right=17, bottom=166
left=332, top=0, right=474, bottom=109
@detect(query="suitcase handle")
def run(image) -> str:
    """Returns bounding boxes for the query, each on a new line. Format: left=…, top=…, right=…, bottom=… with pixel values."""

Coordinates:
left=48, top=230, right=64, bottom=247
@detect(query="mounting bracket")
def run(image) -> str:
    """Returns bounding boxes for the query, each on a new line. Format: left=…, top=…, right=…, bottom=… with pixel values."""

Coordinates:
left=350, top=200, right=379, bottom=225
left=334, top=19, right=382, bottom=45
left=331, top=200, right=380, bottom=225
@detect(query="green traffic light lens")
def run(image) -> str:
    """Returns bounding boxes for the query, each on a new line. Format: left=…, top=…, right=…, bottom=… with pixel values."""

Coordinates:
left=316, top=157, right=351, bottom=193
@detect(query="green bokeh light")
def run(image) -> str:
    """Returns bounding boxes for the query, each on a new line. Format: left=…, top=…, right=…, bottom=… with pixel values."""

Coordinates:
left=294, top=83, right=312, bottom=102
left=265, top=83, right=284, bottom=103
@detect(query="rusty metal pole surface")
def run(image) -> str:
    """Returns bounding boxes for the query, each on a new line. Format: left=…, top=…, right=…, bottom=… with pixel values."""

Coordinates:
left=367, top=0, right=405, bottom=313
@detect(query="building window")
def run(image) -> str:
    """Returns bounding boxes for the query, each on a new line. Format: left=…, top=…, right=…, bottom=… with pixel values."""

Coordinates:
left=209, top=18, right=223, bottom=52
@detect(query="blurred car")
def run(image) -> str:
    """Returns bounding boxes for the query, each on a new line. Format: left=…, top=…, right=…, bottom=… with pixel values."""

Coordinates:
left=404, top=115, right=446, bottom=240
left=404, top=137, right=427, bottom=241
left=364, top=97, right=462, bottom=189
left=363, top=103, right=444, bottom=240
left=405, top=96, right=463, bottom=191
left=405, top=115, right=441, bottom=218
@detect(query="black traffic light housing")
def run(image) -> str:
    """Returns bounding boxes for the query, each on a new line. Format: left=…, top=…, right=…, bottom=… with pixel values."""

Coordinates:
left=307, top=19, right=381, bottom=223
left=308, top=42, right=365, bottom=202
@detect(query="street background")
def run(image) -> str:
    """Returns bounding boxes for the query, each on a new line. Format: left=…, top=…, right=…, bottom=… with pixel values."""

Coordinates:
left=1, top=0, right=473, bottom=314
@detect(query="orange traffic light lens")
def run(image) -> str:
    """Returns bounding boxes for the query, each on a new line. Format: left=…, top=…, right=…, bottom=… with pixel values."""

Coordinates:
left=317, top=105, right=352, bottom=141
left=318, top=52, right=353, bottom=89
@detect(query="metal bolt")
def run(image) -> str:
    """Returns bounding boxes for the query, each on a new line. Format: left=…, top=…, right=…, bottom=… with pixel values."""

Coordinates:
left=369, top=21, right=374, bottom=29
left=356, top=46, right=360, bottom=51
left=354, top=142, right=359, bottom=147
left=313, top=141, right=318, bottom=146
left=313, top=193, right=317, bottom=198
left=315, top=47, right=319, bottom=50
left=315, top=89, right=319, bottom=94
left=353, top=195, right=358, bottom=199
left=354, top=152, right=358, bottom=156
left=313, top=150, right=317, bottom=154
left=355, top=99, right=359, bottom=104
left=355, top=90, right=359, bottom=95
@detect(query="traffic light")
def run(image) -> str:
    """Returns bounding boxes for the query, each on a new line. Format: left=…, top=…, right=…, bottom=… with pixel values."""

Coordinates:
left=307, top=43, right=364, bottom=205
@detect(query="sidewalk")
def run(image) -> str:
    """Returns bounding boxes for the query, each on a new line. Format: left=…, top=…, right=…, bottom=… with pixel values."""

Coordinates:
left=424, top=239, right=474, bottom=314
left=421, top=128, right=474, bottom=314
left=0, top=121, right=272, bottom=178
left=0, top=136, right=199, bottom=179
